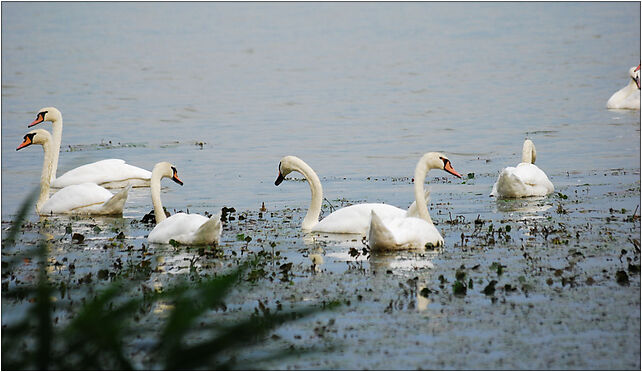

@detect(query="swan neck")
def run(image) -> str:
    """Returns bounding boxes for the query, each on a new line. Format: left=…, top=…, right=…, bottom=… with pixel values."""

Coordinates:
left=36, top=139, right=54, bottom=213
left=521, top=141, right=535, bottom=164
left=50, top=118, right=62, bottom=182
left=150, top=171, right=167, bottom=224
left=413, top=157, right=433, bottom=225
left=293, top=159, right=323, bottom=230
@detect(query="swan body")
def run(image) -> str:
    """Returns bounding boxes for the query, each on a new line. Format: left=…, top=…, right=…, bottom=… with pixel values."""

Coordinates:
left=28, top=107, right=151, bottom=188
left=369, top=210, right=443, bottom=250
left=368, top=152, right=462, bottom=250
left=17, top=129, right=128, bottom=215
left=274, top=156, right=429, bottom=235
left=310, top=203, right=409, bottom=234
left=147, top=162, right=222, bottom=245
left=490, top=139, right=554, bottom=198
left=52, top=159, right=151, bottom=188
left=606, top=65, right=640, bottom=110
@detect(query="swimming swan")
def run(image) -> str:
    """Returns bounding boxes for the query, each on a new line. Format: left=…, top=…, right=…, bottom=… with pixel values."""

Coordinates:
left=606, top=64, right=640, bottom=110
left=368, top=152, right=462, bottom=250
left=17, top=129, right=129, bottom=215
left=274, top=155, right=434, bottom=235
left=147, top=162, right=222, bottom=245
left=28, top=107, right=151, bottom=188
left=490, top=139, right=554, bottom=198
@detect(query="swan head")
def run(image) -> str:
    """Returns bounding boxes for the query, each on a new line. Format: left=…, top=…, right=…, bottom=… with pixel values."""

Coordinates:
left=16, top=129, right=51, bottom=150
left=629, top=65, right=640, bottom=90
left=152, top=162, right=183, bottom=185
left=274, top=155, right=301, bottom=186
left=419, top=152, right=462, bottom=178
left=28, top=107, right=62, bottom=127
left=521, top=139, right=536, bottom=164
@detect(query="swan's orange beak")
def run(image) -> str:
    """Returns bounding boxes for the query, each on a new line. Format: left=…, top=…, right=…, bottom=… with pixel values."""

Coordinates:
left=444, top=160, right=462, bottom=178
left=635, top=64, right=640, bottom=72
left=172, top=173, right=183, bottom=186
left=275, top=172, right=285, bottom=186
left=28, top=114, right=44, bottom=128
left=17, top=136, right=32, bottom=151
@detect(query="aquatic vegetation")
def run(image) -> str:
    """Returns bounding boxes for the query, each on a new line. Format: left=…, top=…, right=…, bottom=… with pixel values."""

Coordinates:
left=1, top=194, right=340, bottom=370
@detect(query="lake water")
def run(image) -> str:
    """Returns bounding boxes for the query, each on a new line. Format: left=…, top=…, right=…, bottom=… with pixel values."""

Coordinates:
left=1, top=2, right=640, bottom=369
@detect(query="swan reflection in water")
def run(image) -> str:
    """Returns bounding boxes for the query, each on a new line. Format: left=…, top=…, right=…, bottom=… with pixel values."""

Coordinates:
left=303, top=234, right=438, bottom=312
left=494, top=196, right=552, bottom=218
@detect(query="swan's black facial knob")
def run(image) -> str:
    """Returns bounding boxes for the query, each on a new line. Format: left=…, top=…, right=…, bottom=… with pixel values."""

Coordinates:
left=170, top=166, right=183, bottom=185
left=440, top=157, right=462, bottom=178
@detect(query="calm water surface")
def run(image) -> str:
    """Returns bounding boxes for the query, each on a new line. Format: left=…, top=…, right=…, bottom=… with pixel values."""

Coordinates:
left=1, top=2, right=640, bottom=369
left=2, top=2, right=640, bottom=217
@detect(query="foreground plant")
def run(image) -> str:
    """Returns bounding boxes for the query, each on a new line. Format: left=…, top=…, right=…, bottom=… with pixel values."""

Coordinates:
left=2, top=190, right=338, bottom=370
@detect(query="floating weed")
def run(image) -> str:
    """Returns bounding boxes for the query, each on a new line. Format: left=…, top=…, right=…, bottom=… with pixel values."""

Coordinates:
left=71, top=233, right=84, bottom=244
left=452, top=280, right=467, bottom=296
left=482, top=280, right=497, bottom=296
left=616, top=270, right=630, bottom=286
left=489, top=262, right=505, bottom=276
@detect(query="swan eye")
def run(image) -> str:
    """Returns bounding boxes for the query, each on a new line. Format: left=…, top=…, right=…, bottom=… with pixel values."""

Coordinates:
left=38, top=111, right=47, bottom=120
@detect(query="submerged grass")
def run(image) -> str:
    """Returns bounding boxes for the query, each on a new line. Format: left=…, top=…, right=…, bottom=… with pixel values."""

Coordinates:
left=1, top=193, right=339, bottom=370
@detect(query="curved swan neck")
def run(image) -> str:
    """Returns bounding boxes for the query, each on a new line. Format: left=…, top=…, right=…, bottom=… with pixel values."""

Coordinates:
left=521, top=140, right=536, bottom=164
left=291, top=158, right=323, bottom=230
left=49, top=117, right=62, bottom=183
left=150, top=168, right=167, bottom=224
left=413, top=155, right=434, bottom=225
left=36, top=138, right=55, bottom=213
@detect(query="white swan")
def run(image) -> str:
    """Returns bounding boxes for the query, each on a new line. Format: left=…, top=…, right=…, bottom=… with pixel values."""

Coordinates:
left=147, top=162, right=222, bottom=245
left=17, top=129, right=129, bottom=215
left=606, top=64, right=640, bottom=110
left=28, top=107, right=152, bottom=188
left=368, top=152, right=462, bottom=250
left=490, top=139, right=554, bottom=198
left=274, top=156, right=438, bottom=235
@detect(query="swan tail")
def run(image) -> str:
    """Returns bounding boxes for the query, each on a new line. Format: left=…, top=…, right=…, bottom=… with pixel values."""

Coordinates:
left=368, top=211, right=396, bottom=251
left=194, top=212, right=222, bottom=245
left=406, top=189, right=431, bottom=218
left=100, top=186, right=129, bottom=215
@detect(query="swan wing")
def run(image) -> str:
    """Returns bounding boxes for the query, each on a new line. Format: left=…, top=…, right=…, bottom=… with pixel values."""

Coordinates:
left=40, top=183, right=120, bottom=214
left=512, top=163, right=554, bottom=195
left=493, top=164, right=553, bottom=198
left=190, top=213, right=222, bottom=245
left=369, top=211, right=443, bottom=250
left=368, top=210, right=397, bottom=250
left=313, top=203, right=405, bottom=235
left=621, top=90, right=641, bottom=110
left=52, top=159, right=151, bottom=188
left=98, top=186, right=129, bottom=214
left=148, top=213, right=219, bottom=245
left=607, top=84, right=640, bottom=109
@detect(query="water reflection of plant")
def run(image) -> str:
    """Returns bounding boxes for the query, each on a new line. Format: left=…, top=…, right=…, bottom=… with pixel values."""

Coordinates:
left=2, top=190, right=338, bottom=370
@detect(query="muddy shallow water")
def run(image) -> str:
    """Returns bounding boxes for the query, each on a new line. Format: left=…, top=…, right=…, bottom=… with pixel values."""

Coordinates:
left=3, top=167, right=640, bottom=369
left=2, top=2, right=641, bottom=370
